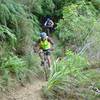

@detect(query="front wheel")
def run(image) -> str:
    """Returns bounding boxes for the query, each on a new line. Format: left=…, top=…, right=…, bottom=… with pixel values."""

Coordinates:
left=43, top=56, right=50, bottom=81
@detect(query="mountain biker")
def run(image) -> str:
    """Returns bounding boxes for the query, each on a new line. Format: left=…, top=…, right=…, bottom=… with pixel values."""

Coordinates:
left=44, top=18, right=54, bottom=36
left=34, top=32, right=54, bottom=67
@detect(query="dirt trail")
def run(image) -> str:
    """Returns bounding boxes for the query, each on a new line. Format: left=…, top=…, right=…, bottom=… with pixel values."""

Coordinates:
left=1, top=79, right=46, bottom=100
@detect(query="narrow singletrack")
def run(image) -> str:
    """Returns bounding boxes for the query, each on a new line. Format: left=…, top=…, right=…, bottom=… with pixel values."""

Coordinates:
left=0, top=79, right=46, bottom=100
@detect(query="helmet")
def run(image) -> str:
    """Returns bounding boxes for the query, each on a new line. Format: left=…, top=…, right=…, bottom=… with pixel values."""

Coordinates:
left=40, top=32, right=47, bottom=38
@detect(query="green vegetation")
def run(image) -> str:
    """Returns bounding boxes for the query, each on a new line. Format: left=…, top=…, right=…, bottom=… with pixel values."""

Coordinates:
left=43, top=50, right=89, bottom=99
left=0, top=0, right=41, bottom=88
left=56, top=1, right=97, bottom=45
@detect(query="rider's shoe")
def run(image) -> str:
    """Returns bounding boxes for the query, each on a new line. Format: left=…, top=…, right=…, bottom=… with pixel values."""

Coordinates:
left=41, top=61, right=44, bottom=66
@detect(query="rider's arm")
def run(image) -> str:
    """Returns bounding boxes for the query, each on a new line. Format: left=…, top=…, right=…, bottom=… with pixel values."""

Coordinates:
left=48, top=37, right=54, bottom=45
left=44, top=21, right=47, bottom=26
left=33, top=39, right=40, bottom=52
left=35, top=39, right=41, bottom=47
left=50, top=20, right=54, bottom=26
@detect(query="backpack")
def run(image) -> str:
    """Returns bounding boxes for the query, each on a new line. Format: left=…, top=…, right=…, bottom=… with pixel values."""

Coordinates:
left=46, top=20, right=52, bottom=26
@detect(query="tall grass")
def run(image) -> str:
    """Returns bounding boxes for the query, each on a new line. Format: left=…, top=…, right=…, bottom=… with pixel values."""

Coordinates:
left=43, top=50, right=89, bottom=99
left=0, top=53, right=27, bottom=83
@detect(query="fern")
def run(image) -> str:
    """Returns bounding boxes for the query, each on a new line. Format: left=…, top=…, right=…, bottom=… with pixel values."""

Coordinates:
left=56, top=1, right=97, bottom=45
left=0, top=3, right=11, bottom=25
left=0, top=25, right=17, bottom=46
left=1, top=54, right=27, bottom=82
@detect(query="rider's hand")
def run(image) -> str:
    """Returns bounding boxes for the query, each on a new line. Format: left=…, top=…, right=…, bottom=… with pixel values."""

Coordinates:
left=51, top=45, right=55, bottom=51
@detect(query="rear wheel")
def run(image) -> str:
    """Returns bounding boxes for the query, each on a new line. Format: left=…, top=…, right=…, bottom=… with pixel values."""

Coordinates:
left=47, top=28, right=50, bottom=36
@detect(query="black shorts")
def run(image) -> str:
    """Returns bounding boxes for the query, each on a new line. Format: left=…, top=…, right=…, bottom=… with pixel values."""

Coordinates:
left=43, top=49, right=51, bottom=55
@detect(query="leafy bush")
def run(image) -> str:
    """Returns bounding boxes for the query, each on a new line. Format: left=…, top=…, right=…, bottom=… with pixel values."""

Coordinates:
left=0, top=0, right=41, bottom=55
left=80, top=18, right=100, bottom=64
left=0, top=25, right=17, bottom=46
left=0, top=53, right=27, bottom=84
left=19, top=0, right=55, bottom=16
left=43, top=50, right=89, bottom=99
left=56, top=1, right=97, bottom=46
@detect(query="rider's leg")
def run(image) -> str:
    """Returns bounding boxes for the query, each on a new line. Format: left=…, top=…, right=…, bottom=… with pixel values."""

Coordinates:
left=39, top=50, right=44, bottom=65
left=45, top=49, right=51, bottom=67
left=47, top=28, right=50, bottom=36
left=47, top=55, right=51, bottom=68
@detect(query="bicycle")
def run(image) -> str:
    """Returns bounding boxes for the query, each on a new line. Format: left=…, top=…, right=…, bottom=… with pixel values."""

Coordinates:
left=33, top=47, right=51, bottom=81
left=44, top=26, right=53, bottom=37
left=33, top=39, right=54, bottom=81
left=41, top=50, right=51, bottom=81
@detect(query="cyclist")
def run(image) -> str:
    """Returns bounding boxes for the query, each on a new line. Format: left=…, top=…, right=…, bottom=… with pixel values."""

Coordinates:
left=34, top=32, right=54, bottom=67
left=44, top=18, right=54, bottom=36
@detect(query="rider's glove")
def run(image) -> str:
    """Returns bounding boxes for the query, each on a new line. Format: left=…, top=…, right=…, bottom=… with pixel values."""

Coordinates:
left=51, top=44, right=55, bottom=51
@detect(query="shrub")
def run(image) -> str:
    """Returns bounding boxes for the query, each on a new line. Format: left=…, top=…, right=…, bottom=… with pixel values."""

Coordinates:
left=43, top=50, right=89, bottom=99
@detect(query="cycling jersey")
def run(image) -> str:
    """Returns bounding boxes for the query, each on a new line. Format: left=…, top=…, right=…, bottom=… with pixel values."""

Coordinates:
left=36, top=36, right=54, bottom=50
left=39, top=38, right=51, bottom=49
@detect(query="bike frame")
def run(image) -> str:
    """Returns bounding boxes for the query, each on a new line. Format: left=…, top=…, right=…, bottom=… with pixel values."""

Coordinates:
left=42, top=51, right=50, bottom=80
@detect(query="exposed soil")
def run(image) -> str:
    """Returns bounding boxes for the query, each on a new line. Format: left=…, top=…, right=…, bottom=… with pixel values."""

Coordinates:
left=0, top=79, right=46, bottom=100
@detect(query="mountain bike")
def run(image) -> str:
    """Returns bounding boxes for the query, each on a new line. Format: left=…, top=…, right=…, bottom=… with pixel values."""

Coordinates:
left=41, top=50, right=51, bottom=81
left=33, top=42, right=54, bottom=81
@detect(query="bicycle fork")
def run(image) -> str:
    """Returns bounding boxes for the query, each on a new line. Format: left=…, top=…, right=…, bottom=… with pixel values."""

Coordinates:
left=43, top=56, right=49, bottom=81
